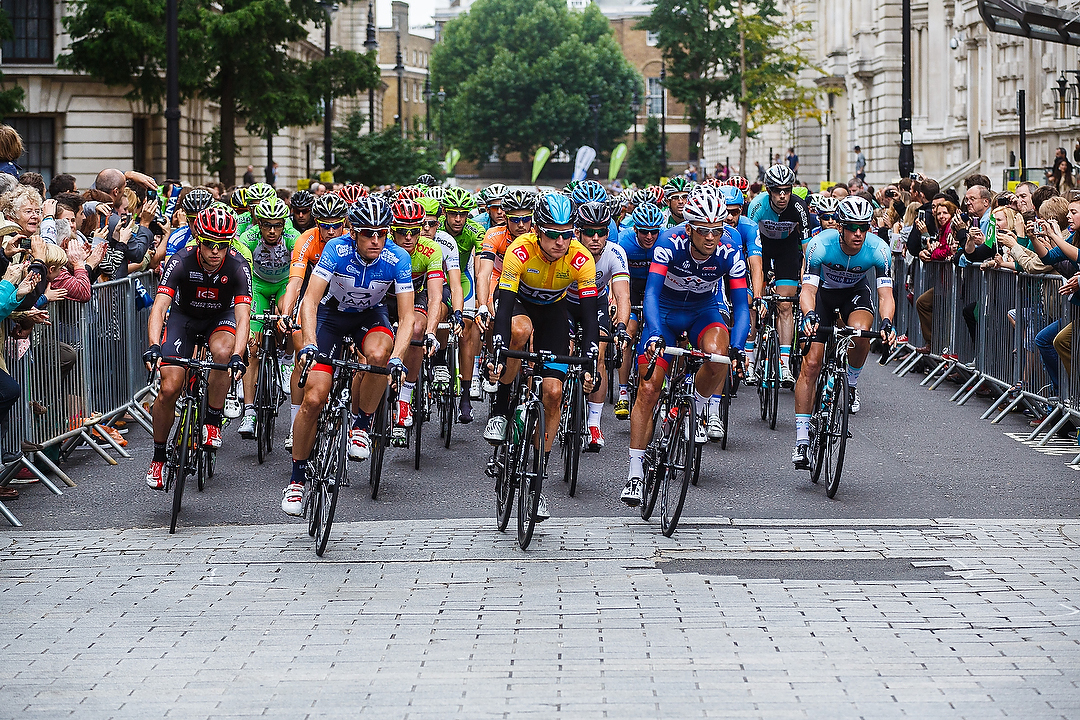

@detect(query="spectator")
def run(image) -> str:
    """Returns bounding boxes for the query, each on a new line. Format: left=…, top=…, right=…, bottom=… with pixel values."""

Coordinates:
left=48, top=173, right=77, bottom=198
left=243, top=165, right=256, bottom=185
left=0, top=261, right=45, bottom=484
left=906, top=176, right=940, bottom=255
left=964, top=173, right=992, bottom=191
left=965, top=184, right=994, bottom=238
left=1031, top=184, right=1058, bottom=212
left=1049, top=157, right=1075, bottom=194
left=854, top=145, right=866, bottom=181
left=1014, top=181, right=1037, bottom=214
left=17, top=172, right=45, bottom=199
left=754, top=161, right=765, bottom=182
left=785, top=147, right=799, bottom=175
left=913, top=194, right=962, bottom=352
left=0, top=125, right=22, bottom=178
left=0, top=184, right=43, bottom=240
left=831, top=185, right=849, bottom=199
left=265, top=161, right=278, bottom=186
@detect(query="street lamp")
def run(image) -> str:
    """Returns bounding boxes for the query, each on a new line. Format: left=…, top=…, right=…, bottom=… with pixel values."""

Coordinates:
left=320, top=1, right=338, bottom=174
left=364, top=1, right=378, bottom=135
left=395, top=30, right=405, bottom=139
left=165, top=0, right=179, bottom=180
left=660, top=63, right=667, bottom=176
left=437, top=86, right=446, bottom=154
left=424, top=77, right=433, bottom=141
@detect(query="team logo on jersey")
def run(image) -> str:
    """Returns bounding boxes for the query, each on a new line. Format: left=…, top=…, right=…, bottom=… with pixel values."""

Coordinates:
left=653, top=246, right=673, bottom=265
left=337, top=243, right=351, bottom=257
left=189, top=272, right=204, bottom=281
left=851, top=266, right=864, bottom=273
left=196, top=287, right=219, bottom=300
left=513, top=246, right=530, bottom=263
left=526, top=268, right=540, bottom=274
left=569, top=252, right=589, bottom=271
left=220, top=276, right=228, bottom=284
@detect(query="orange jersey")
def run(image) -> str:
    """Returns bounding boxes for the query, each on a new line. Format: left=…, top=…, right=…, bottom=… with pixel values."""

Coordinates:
left=480, top=225, right=513, bottom=283
left=289, top=227, right=328, bottom=282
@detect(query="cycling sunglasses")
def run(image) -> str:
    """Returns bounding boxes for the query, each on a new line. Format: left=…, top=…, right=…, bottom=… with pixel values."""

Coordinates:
left=421, top=219, right=440, bottom=229
left=316, top=220, right=346, bottom=231
left=539, top=227, right=575, bottom=240
left=768, top=186, right=793, bottom=195
left=259, top=221, right=285, bottom=230
left=199, top=238, right=230, bottom=250
left=726, top=205, right=742, bottom=214
left=578, top=226, right=609, bottom=238
left=636, top=227, right=660, bottom=237
left=688, top=224, right=724, bottom=238
left=392, top=226, right=421, bottom=238
left=843, top=222, right=871, bottom=233
left=818, top=213, right=837, bottom=221
left=667, top=193, right=688, bottom=201
left=353, top=227, right=390, bottom=239
left=506, top=215, right=532, bottom=225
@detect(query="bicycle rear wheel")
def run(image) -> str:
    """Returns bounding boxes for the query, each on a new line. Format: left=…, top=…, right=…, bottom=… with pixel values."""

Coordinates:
left=169, top=398, right=195, bottom=534
left=766, top=332, right=780, bottom=430
left=660, top=402, right=693, bottom=537
left=808, top=372, right=827, bottom=484
left=369, top=388, right=391, bottom=500
left=413, top=362, right=426, bottom=471
left=315, top=408, right=348, bottom=556
left=516, top=403, right=545, bottom=550
left=441, top=349, right=457, bottom=448
left=561, top=374, right=583, bottom=497
left=639, top=401, right=666, bottom=521
left=824, top=371, right=850, bottom=499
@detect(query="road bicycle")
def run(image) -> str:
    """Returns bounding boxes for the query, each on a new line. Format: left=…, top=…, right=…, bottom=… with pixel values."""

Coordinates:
left=639, top=342, right=732, bottom=537
left=557, top=330, right=588, bottom=497
left=486, top=347, right=592, bottom=550
left=297, top=345, right=389, bottom=555
left=250, top=312, right=294, bottom=464
left=435, top=322, right=458, bottom=448
left=754, top=292, right=798, bottom=430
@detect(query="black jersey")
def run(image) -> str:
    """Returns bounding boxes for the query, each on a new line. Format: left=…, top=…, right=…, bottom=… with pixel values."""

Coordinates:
left=157, top=245, right=253, bottom=318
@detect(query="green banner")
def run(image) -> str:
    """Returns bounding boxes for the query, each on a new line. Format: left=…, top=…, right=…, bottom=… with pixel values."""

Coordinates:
left=444, top=148, right=461, bottom=175
left=531, top=147, right=551, bottom=183
left=608, top=143, right=628, bottom=181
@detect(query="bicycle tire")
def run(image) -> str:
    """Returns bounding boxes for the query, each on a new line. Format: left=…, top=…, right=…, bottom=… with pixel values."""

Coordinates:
left=315, top=408, right=347, bottom=556
left=561, top=374, right=583, bottom=497
left=691, top=442, right=702, bottom=486
left=824, top=371, right=850, bottom=499
left=255, top=350, right=271, bottom=464
left=169, top=398, right=194, bottom=534
left=640, top=401, right=666, bottom=521
left=767, top=331, right=781, bottom=430
left=494, top=442, right=514, bottom=531
left=444, top=350, right=457, bottom=447
left=369, top=389, right=390, bottom=500
left=720, top=372, right=731, bottom=451
left=413, top=360, right=425, bottom=471
left=757, top=331, right=769, bottom=422
left=628, top=359, right=639, bottom=415
left=660, top=401, right=693, bottom=537
left=516, top=402, right=545, bottom=550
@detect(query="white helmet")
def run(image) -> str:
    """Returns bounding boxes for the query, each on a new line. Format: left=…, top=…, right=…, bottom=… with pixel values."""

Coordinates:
left=837, top=196, right=874, bottom=224
left=682, top=186, right=728, bottom=224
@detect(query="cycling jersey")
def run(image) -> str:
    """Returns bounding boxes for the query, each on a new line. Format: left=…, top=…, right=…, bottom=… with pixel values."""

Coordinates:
left=803, top=229, right=892, bottom=291
left=165, top=225, right=191, bottom=258
left=312, top=236, right=413, bottom=313
left=474, top=211, right=491, bottom=231
left=430, top=229, right=460, bottom=274
left=235, top=211, right=253, bottom=239
left=497, top=234, right=598, bottom=305
left=238, top=225, right=299, bottom=286
left=567, top=242, right=629, bottom=303
left=442, top=217, right=485, bottom=305
left=157, top=245, right=253, bottom=318
left=388, top=236, right=445, bottom=286
left=748, top=193, right=810, bottom=245
left=662, top=209, right=683, bottom=229
left=617, top=226, right=660, bottom=303
left=729, top=216, right=762, bottom=259
left=289, top=227, right=329, bottom=283
left=480, top=225, right=513, bottom=285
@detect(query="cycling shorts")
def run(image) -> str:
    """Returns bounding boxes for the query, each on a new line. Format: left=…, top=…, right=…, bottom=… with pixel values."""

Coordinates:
left=567, top=300, right=612, bottom=339
left=511, top=298, right=570, bottom=381
left=637, top=302, right=728, bottom=370
left=313, top=305, right=393, bottom=372
left=386, top=283, right=451, bottom=320
left=250, top=278, right=288, bottom=334
left=161, top=309, right=236, bottom=359
left=812, top=278, right=875, bottom=341
left=760, top=239, right=803, bottom=287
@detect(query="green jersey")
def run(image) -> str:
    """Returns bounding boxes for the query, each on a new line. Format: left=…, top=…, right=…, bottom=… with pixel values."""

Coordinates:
left=401, top=235, right=445, bottom=286
left=239, top=225, right=299, bottom=286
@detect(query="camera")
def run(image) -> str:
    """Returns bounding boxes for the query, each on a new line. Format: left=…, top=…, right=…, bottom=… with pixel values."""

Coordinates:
left=147, top=188, right=158, bottom=202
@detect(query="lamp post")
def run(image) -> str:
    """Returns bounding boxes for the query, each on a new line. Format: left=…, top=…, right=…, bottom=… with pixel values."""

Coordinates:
left=631, top=90, right=641, bottom=145
left=660, top=63, right=667, bottom=177
left=424, top=77, right=433, bottom=141
left=165, top=0, right=179, bottom=181
left=364, top=1, right=378, bottom=135
left=437, top=86, right=446, bottom=154
left=898, top=0, right=914, bottom=178
left=395, top=31, right=405, bottom=138
left=320, top=2, right=337, bottom=174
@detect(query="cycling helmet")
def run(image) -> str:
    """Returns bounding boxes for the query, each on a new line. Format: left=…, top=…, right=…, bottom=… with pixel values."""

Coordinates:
left=425, top=186, right=445, bottom=203
left=720, top=185, right=745, bottom=207
left=763, top=164, right=796, bottom=188
left=728, top=175, right=750, bottom=191
left=416, top=173, right=438, bottom=187
left=533, top=192, right=575, bottom=226
left=631, top=203, right=665, bottom=230
left=253, top=196, right=290, bottom=221
left=815, top=196, right=840, bottom=215
left=563, top=180, right=581, bottom=194
left=193, top=206, right=238, bottom=241
left=702, top=177, right=725, bottom=189
left=391, top=198, right=425, bottom=225
left=605, top=195, right=626, bottom=217
left=417, top=196, right=441, bottom=217
left=348, top=196, right=393, bottom=228
left=576, top=201, right=612, bottom=227
left=290, top=190, right=315, bottom=209
left=836, top=195, right=874, bottom=224
left=337, top=184, right=368, bottom=205
left=246, top=183, right=276, bottom=205
left=312, top=194, right=349, bottom=221
left=682, top=187, right=728, bottom=224
left=442, top=186, right=477, bottom=212
left=629, top=189, right=650, bottom=207
left=481, top=183, right=509, bottom=205
left=645, top=185, right=665, bottom=207
left=181, top=187, right=215, bottom=215
left=228, top=187, right=248, bottom=211
left=503, top=189, right=536, bottom=214
left=397, top=185, right=424, bottom=201
left=664, top=176, right=690, bottom=195
left=570, top=179, right=607, bottom=205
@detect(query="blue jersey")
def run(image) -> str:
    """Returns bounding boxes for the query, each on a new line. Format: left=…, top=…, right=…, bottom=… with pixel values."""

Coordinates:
left=658, top=221, right=744, bottom=257
left=748, top=192, right=810, bottom=245
left=803, top=229, right=892, bottom=291
left=312, top=236, right=413, bottom=312
left=166, top=225, right=191, bottom=258
left=731, top=216, right=761, bottom=259
left=474, top=212, right=491, bottom=231
left=617, top=226, right=656, bottom=283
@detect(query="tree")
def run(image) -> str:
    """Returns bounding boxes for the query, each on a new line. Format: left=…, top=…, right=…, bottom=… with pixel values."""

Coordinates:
left=59, top=0, right=379, bottom=185
left=430, top=0, right=641, bottom=178
left=333, top=112, right=443, bottom=187
left=624, top=117, right=664, bottom=188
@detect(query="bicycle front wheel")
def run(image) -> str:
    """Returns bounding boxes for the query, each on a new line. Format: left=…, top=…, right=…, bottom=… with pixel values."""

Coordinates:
left=823, top=371, right=850, bottom=499
left=413, top=363, right=426, bottom=471
left=315, top=408, right=348, bottom=556
left=660, top=402, right=693, bottom=537
left=561, top=374, right=583, bottom=497
left=369, top=388, right=391, bottom=500
left=442, top=348, right=457, bottom=448
left=169, top=398, right=195, bottom=534
left=766, top=331, right=780, bottom=430
left=516, top=403, right=545, bottom=550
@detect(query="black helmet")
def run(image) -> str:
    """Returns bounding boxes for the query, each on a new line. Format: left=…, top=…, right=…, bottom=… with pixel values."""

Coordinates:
left=348, top=196, right=393, bottom=228
left=503, top=189, right=536, bottom=214
left=181, top=187, right=215, bottom=214
left=575, top=201, right=611, bottom=228
left=290, top=190, right=315, bottom=209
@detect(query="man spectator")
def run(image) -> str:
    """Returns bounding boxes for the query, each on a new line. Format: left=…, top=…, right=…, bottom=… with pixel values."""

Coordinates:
left=265, top=161, right=278, bottom=186
left=48, top=173, right=77, bottom=198
left=905, top=176, right=940, bottom=256
left=18, top=172, right=45, bottom=199
left=786, top=147, right=799, bottom=176
left=964, top=184, right=993, bottom=238
left=91, top=168, right=155, bottom=279
left=831, top=184, right=849, bottom=199
left=1015, top=181, right=1037, bottom=215
left=847, top=177, right=864, bottom=194
left=964, top=173, right=992, bottom=191
left=243, top=165, right=256, bottom=185
left=1031, top=184, right=1058, bottom=212
left=854, top=145, right=866, bottom=181
left=755, top=161, right=766, bottom=182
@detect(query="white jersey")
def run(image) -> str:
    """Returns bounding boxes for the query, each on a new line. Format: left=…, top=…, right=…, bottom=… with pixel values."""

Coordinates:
left=431, top=229, right=460, bottom=274
left=567, top=242, right=629, bottom=302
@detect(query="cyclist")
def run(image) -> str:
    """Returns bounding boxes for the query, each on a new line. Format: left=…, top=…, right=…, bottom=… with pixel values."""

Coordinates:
left=417, top=195, right=465, bottom=323
left=166, top=187, right=215, bottom=258
left=235, top=197, right=300, bottom=438
left=290, top=190, right=316, bottom=233
left=282, top=197, right=414, bottom=515
left=748, top=164, right=810, bottom=387
left=568, top=201, right=630, bottom=451
left=417, top=174, right=439, bottom=188
left=143, top=207, right=252, bottom=489
left=485, top=192, right=600, bottom=522
left=475, top=184, right=508, bottom=231
left=722, top=184, right=762, bottom=382
left=278, top=194, right=351, bottom=450
left=662, top=176, right=690, bottom=228
left=614, top=202, right=665, bottom=419
left=792, top=196, right=894, bottom=469
left=440, top=187, right=486, bottom=404
left=238, top=183, right=276, bottom=238
left=810, top=196, right=840, bottom=236
left=620, top=188, right=749, bottom=506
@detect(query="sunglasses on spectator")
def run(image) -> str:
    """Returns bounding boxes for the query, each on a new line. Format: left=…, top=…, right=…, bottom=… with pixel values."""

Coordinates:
left=688, top=224, right=724, bottom=238
left=317, top=220, right=345, bottom=230
left=353, top=227, right=389, bottom=239
left=422, top=219, right=440, bottom=229
left=506, top=215, right=532, bottom=225
left=392, top=226, right=421, bottom=238
left=199, top=238, right=230, bottom=250
left=843, top=223, right=870, bottom=233
left=579, top=226, right=609, bottom=238
left=539, top=227, right=575, bottom=240
left=637, top=227, right=661, bottom=236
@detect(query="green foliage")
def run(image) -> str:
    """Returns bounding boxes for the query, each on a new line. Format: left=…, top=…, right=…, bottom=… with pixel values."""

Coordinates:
left=199, top=126, right=238, bottom=179
left=625, top=117, right=664, bottom=188
left=333, top=112, right=443, bottom=187
left=0, top=9, right=25, bottom=114
left=429, top=0, right=641, bottom=165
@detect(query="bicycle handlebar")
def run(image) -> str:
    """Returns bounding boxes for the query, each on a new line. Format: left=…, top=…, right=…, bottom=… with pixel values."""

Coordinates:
left=660, top=346, right=732, bottom=365
left=498, top=347, right=594, bottom=370
left=297, top=354, right=390, bottom=388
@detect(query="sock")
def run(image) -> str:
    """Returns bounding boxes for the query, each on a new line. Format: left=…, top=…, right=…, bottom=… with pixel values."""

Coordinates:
left=206, top=405, right=223, bottom=426
left=847, top=363, right=863, bottom=388
left=353, top=411, right=373, bottom=431
left=290, top=458, right=307, bottom=485
left=628, top=448, right=646, bottom=479
left=291, top=403, right=300, bottom=426
left=402, top=381, right=415, bottom=404
left=472, top=357, right=481, bottom=378
left=745, top=340, right=756, bottom=366
left=543, top=451, right=550, bottom=473
left=780, top=345, right=791, bottom=366
left=493, top=383, right=513, bottom=416
left=153, top=442, right=167, bottom=463
left=587, top=401, right=603, bottom=427
left=709, top=395, right=721, bottom=415
left=619, top=384, right=628, bottom=399
left=694, top=390, right=709, bottom=416
left=243, top=404, right=255, bottom=417
left=795, top=414, right=811, bottom=444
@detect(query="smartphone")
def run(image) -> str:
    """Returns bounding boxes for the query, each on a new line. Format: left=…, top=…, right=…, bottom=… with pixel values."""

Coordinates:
left=917, top=209, right=926, bottom=225
left=147, top=188, right=158, bottom=202
left=960, top=212, right=970, bottom=224
left=1037, top=219, right=1047, bottom=234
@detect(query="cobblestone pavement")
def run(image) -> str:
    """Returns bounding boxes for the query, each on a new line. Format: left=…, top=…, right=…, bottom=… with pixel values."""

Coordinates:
left=3, top=517, right=1079, bottom=719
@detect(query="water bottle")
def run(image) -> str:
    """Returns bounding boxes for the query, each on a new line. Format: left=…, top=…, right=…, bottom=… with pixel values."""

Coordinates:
left=823, top=374, right=834, bottom=404
left=511, top=404, right=526, bottom=444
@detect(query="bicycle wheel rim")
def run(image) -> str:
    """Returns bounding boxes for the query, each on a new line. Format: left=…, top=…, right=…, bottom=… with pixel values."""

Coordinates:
left=315, top=411, right=347, bottom=556
left=767, top=334, right=780, bottom=430
left=413, top=365, right=424, bottom=471
left=169, top=400, right=193, bottom=534
left=517, top=404, right=543, bottom=550
left=660, top=403, right=692, bottom=537
left=369, top=390, right=389, bottom=499
left=495, top=443, right=514, bottom=531
left=568, top=377, right=583, bottom=497
left=720, top=376, right=730, bottom=451
left=825, top=372, right=849, bottom=499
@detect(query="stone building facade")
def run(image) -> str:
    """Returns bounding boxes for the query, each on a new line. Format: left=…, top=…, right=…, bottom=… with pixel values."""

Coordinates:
left=378, top=1, right=435, bottom=137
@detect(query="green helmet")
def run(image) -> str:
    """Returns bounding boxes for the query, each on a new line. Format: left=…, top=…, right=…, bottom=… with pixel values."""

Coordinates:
left=211, top=201, right=238, bottom=220
left=441, top=186, right=477, bottom=212
left=417, top=196, right=441, bottom=217
left=246, top=183, right=276, bottom=205
left=664, top=176, right=690, bottom=194
left=253, top=196, right=290, bottom=221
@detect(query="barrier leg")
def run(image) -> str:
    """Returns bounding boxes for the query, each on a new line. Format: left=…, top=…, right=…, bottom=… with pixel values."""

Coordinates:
left=18, top=456, right=63, bottom=496
left=90, top=422, right=132, bottom=459
left=981, top=388, right=1014, bottom=420
left=895, top=351, right=924, bottom=377
left=990, top=393, right=1026, bottom=423
left=920, top=358, right=951, bottom=386
left=928, top=361, right=960, bottom=390
left=31, top=450, right=74, bottom=488
left=126, top=398, right=154, bottom=434
left=1024, top=405, right=1058, bottom=441
left=951, top=373, right=982, bottom=403
left=0, top=499, right=20, bottom=527
left=1036, top=410, right=1072, bottom=448
left=76, top=429, right=118, bottom=465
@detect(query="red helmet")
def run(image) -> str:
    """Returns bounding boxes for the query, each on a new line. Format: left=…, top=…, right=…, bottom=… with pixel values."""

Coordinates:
left=702, top=177, right=725, bottom=189
left=336, top=184, right=368, bottom=205
left=194, top=206, right=237, bottom=242
left=397, top=186, right=424, bottom=201
left=727, top=175, right=750, bottom=191
left=645, top=185, right=665, bottom=207
left=391, top=198, right=425, bottom=225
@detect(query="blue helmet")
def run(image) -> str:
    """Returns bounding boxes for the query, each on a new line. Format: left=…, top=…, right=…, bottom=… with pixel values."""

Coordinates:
left=534, top=192, right=575, bottom=226
left=570, top=179, right=607, bottom=205
left=631, top=203, right=664, bottom=230
left=720, top=185, right=744, bottom=207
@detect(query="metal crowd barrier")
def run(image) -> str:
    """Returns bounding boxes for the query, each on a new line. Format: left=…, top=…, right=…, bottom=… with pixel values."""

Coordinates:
left=0, top=271, right=156, bottom=526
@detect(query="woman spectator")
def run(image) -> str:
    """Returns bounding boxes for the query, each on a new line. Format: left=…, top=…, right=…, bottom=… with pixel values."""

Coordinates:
left=0, top=125, right=22, bottom=178
left=0, top=184, right=43, bottom=240
left=1050, top=158, right=1075, bottom=195
left=913, top=196, right=961, bottom=352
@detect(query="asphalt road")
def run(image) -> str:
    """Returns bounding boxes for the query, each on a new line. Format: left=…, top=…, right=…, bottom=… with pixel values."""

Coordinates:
left=6, top=360, right=1079, bottom=532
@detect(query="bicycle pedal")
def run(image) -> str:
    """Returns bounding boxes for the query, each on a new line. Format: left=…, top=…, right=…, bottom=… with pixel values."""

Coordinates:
left=485, top=461, right=497, bottom=478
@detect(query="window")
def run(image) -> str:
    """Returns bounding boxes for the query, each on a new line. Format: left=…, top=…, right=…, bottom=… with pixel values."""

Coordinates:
left=403, top=80, right=409, bottom=103
left=645, top=30, right=659, bottom=47
left=4, top=116, right=53, bottom=183
left=1, top=0, right=53, bottom=62
left=647, top=77, right=665, bottom=117
left=413, top=82, right=420, bottom=102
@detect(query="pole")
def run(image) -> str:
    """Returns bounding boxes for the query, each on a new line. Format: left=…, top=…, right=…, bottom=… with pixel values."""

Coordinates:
left=1017, top=89, right=1027, bottom=180
left=266, top=132, right=274, bottom=186
left=826, top=133, right=832, bottom=182
left=364, top=1, right=378, bottom=135
left=898, top=0, right=915, bottom=178
left=395, top=31, right=404, bottom=138
left=165, top=0, right=180, bottom=181
left=323, top=16, right=333, bottom=173
left=660, top=63, right=667, bottom=177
